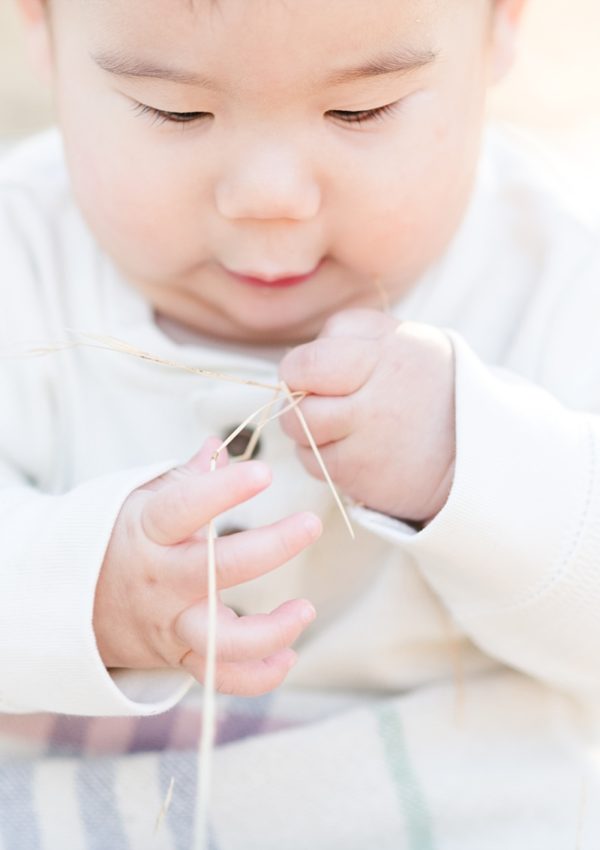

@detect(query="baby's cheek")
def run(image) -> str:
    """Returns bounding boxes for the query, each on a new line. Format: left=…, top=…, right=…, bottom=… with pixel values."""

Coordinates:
left=69, top=147, right=200, bottom=280
left=338, top=201, right=436, bottom=290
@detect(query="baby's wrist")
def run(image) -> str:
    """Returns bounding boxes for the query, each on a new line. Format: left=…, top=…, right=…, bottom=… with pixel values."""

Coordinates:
left=419, top=457, right=456, bottom=524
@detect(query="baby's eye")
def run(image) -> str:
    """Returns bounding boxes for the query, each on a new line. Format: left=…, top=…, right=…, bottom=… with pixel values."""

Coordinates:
left=132, top=102, right=211, bottom=127
left=327, top=100, right=400, bottom=128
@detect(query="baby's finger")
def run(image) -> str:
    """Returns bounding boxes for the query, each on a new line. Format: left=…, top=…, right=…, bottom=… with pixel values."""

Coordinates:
left=175, top=599, right=316, bottom=662
left=142, top=461, right=271, bottom=545
left=295, top=440, right=348, bottom=486
left=182, top=648, right=298, bottom=696
left=215, top=514, right=322, bottom=589
left=165, top=511, right=322, bottom=591
left=279, top=336, right=378, bottom=396
left=280, top=394, right=354, bottom=447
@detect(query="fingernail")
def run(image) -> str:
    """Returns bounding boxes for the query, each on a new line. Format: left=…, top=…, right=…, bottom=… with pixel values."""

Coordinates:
left=303, top=513, right=322, bottom=537
left=301, top=604, right=317, bottom=624
left=248, top=462, right=271, bottom=485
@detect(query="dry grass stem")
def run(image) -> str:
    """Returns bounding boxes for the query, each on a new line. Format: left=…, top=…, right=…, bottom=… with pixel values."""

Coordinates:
left=19, top=332, right=283, bottom=393
left=190, top=384, right=354, bottom=849
left=239, top=387, right=281, bottom=462
left=280, top=380, right=355, bottom=540
left=194, top=454, right=219, bottom=850
left=18, top=333, right=353, bottom=539
left=154, top=776, right=175, bottom=836
left=191, top=388, right=334, bottom=850
left=218, top=391, right=306, bottom=460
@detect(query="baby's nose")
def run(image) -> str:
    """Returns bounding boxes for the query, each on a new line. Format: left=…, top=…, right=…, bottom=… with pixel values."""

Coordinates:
left=215, top=142, right=321, bottom=222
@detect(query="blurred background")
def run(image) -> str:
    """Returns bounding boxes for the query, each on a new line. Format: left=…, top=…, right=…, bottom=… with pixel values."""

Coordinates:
left=1, top=0, right=599, bottom=220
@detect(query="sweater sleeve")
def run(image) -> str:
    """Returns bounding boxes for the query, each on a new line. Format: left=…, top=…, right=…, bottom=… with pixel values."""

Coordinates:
left=0, top=185, right=193, bottom=716
left=0, top=455, right=194, bottom=716
left=354, top=331, right=600, bottom=705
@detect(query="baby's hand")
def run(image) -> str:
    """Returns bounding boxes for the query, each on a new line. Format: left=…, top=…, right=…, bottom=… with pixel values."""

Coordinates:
left=280, top=309, right=456, bottom=524
left=93, top=439, right=322, bottom=696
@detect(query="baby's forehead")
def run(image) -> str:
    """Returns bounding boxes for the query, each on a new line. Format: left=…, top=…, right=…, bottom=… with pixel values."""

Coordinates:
left=75, top=0, right=447, bottom=83
left=76, top=0, right=444, bottom=37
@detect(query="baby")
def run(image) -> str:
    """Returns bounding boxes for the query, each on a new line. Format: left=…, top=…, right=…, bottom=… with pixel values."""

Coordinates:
left=1, top=0, right=599, bottom=847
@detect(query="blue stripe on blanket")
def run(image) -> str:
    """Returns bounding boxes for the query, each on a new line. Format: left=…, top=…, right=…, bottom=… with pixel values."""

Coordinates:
left=47, top=714, right=89, bottom=755
left=159, top=751, right=220, bottom=850
left=129, top=711, right=179, bottom=754
left=216, top=694, right=272, bottom=745
left=376, top=705, right=436, bottom=850
left=0, top=761, right=42, bottom=850
left=76, top=757, right=130, bottom=850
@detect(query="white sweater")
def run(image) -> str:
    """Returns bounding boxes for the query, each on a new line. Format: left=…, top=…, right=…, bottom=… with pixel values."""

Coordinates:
left=1, top=129, right=600, bottom=848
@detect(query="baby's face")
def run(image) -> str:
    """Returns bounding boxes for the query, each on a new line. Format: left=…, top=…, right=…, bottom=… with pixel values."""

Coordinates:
left=41, top=0, right=516, bottom=343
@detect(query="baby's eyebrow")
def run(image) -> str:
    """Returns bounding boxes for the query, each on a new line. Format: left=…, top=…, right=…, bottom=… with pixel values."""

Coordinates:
left=324, top=47, right=438, bottom=86
left=91, top=51, right=219, bottom=89
left=91, top=46, right=437, bottom=90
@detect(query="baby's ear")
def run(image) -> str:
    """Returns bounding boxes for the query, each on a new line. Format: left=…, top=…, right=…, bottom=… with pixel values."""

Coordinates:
left=16, top=0, right=53, bottom=78
left=487, top=0, right=528, bottom=85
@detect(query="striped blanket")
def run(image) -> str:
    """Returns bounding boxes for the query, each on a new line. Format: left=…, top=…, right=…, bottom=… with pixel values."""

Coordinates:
left=0, top=674, right=599, bottom=850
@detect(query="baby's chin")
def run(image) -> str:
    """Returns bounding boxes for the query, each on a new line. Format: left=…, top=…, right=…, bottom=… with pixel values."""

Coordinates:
left=152, top=294, right=327, bottom=347
left=216, top=292, right=392, bottom=345
left=210, top=309, right=328, bottom=346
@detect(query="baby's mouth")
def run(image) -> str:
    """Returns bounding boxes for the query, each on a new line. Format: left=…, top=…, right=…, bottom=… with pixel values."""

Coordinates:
left=222, top=259, right=324, bottom=289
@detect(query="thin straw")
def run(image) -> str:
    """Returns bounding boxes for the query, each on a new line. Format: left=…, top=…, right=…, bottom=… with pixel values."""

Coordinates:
left=192, top=389, right=308, bottom=850
left=17, top=334, right=353, bottom=541
left=154, top=777, right=175, bottom=836
left=280, top=380, right=354, bottom=540
left=218, top=392, right=306, bottom=459
left=193, top=454, right=219, bottom=850
left=239, top=387, right=281, bottom=462
left=16, top=332, right=283, bottom=393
